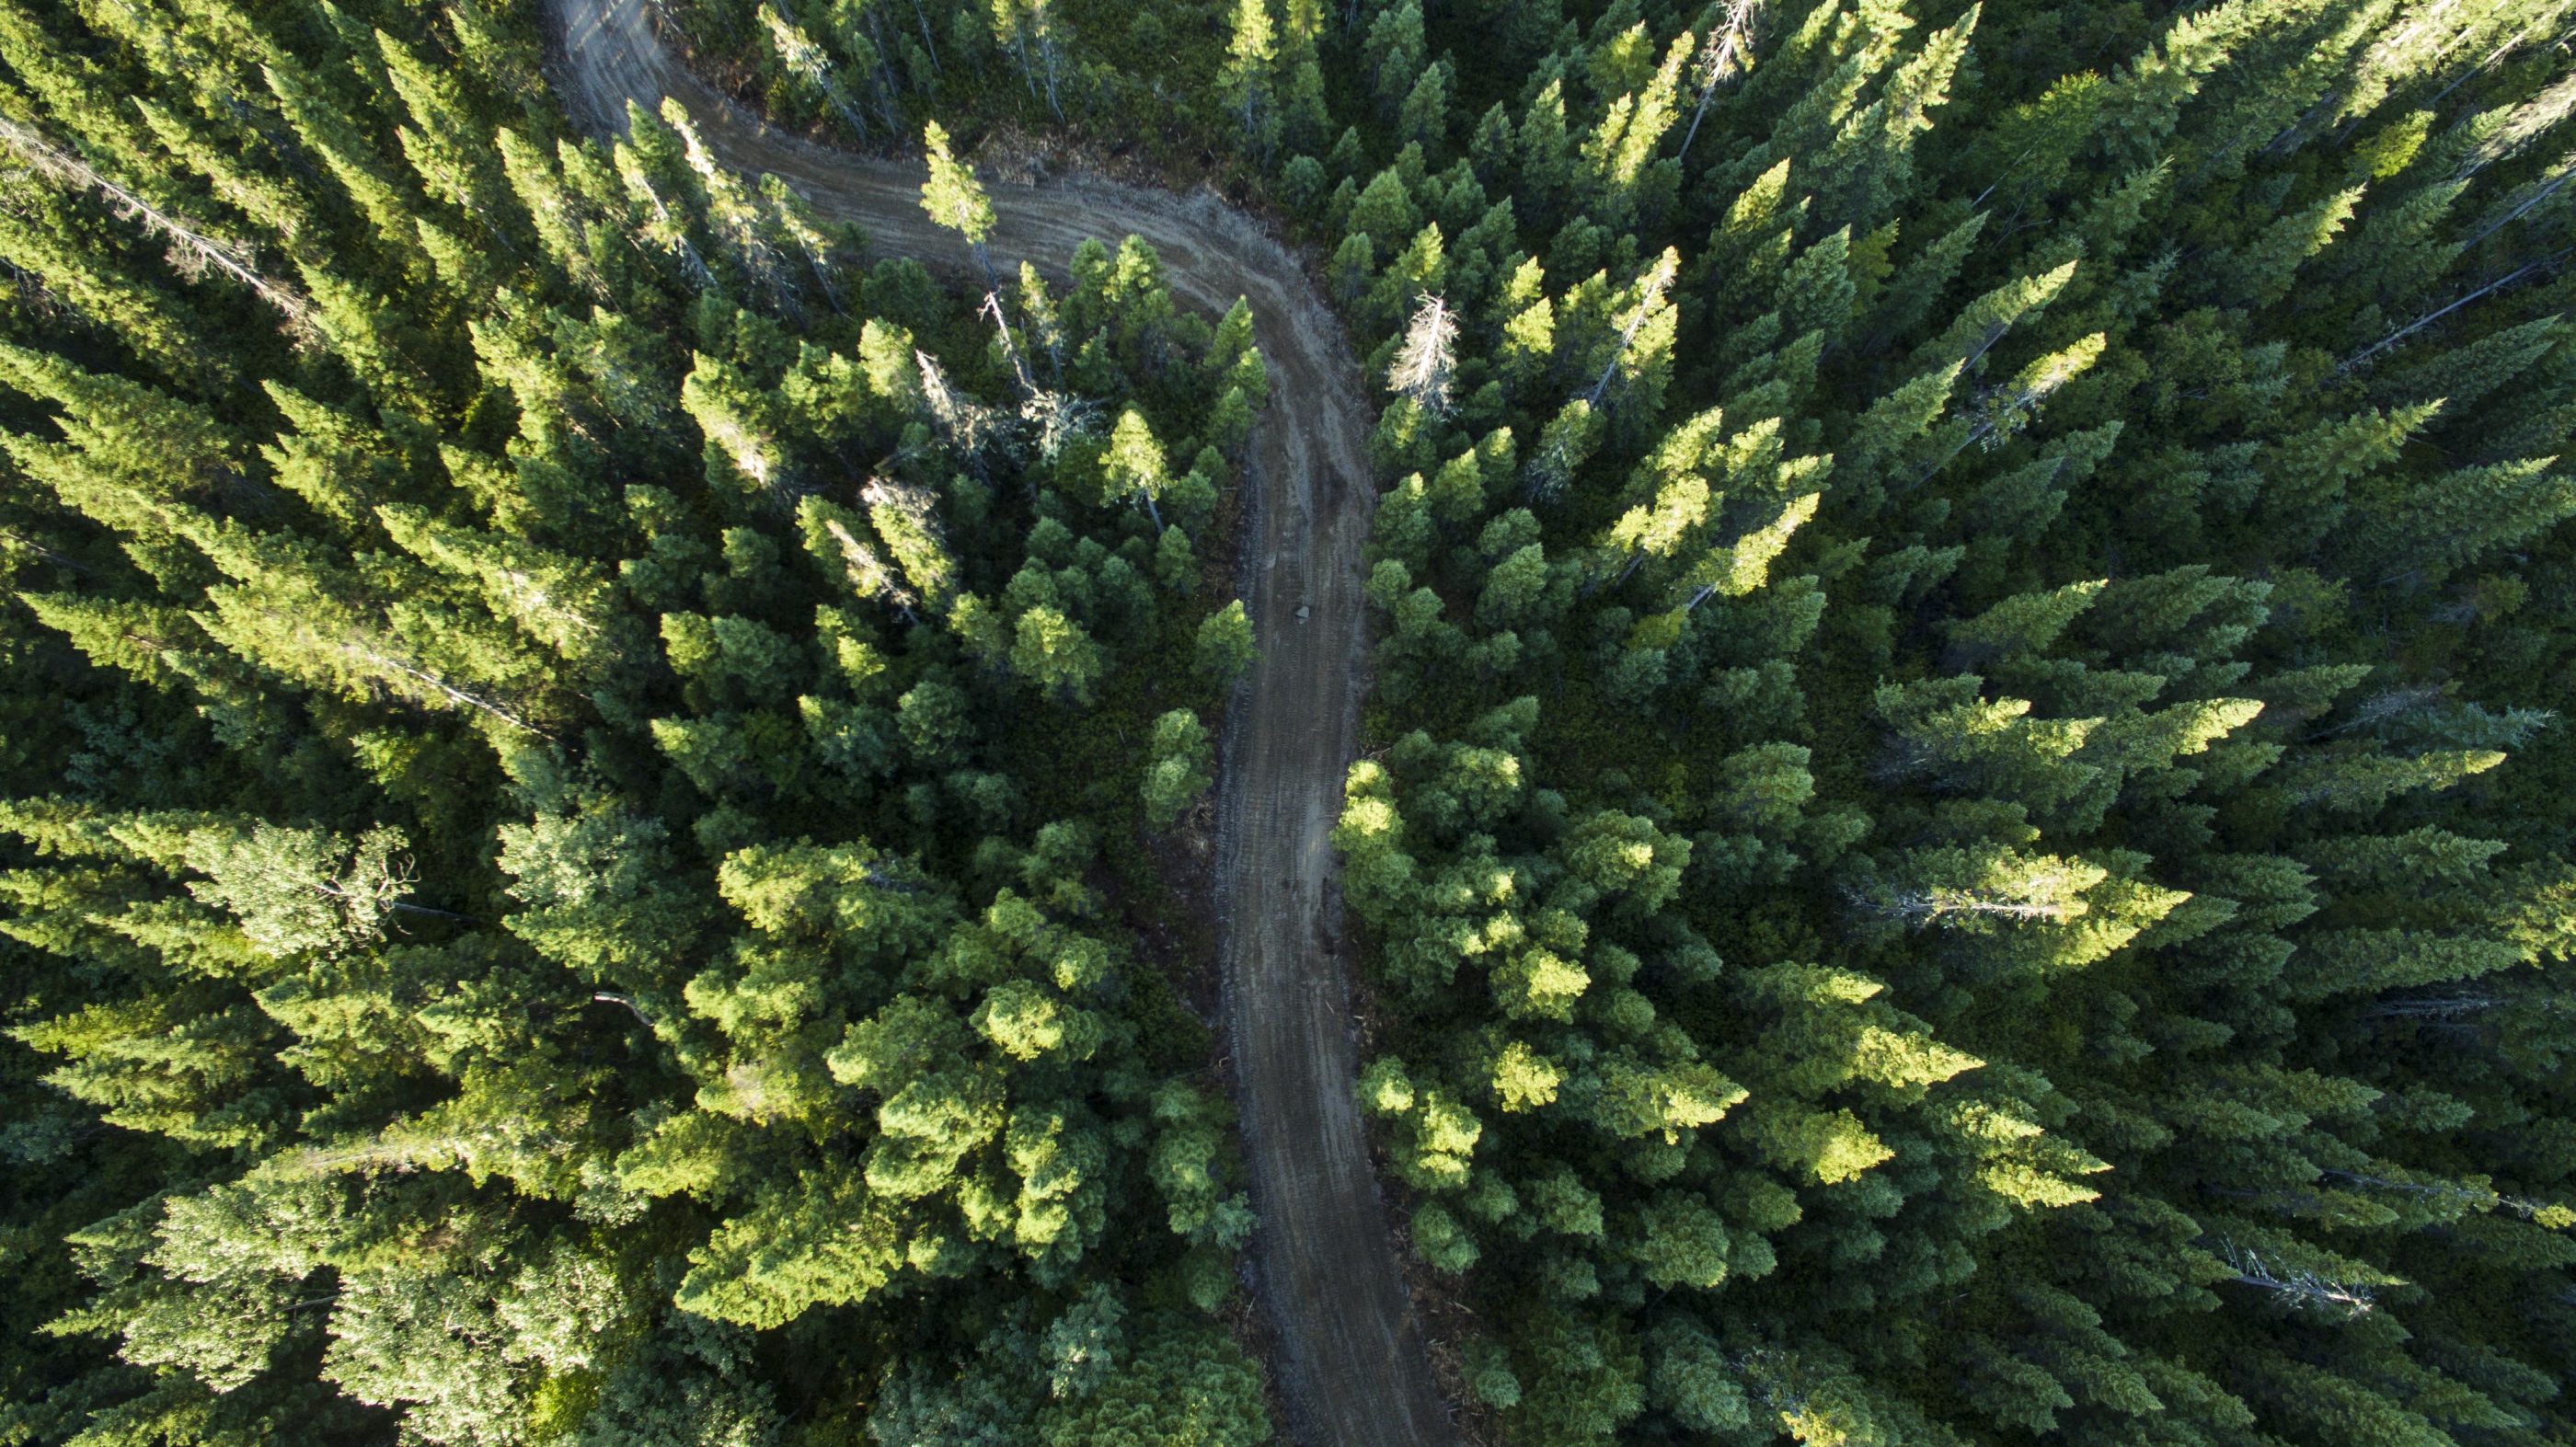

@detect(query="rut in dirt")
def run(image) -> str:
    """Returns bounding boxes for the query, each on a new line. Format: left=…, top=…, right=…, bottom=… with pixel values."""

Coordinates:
left=540, top=2, right=1459, bottom=1441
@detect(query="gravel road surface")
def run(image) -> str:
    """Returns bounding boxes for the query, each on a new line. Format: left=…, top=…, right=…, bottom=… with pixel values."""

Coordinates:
left=542, top=6, right=1455, bottom=1441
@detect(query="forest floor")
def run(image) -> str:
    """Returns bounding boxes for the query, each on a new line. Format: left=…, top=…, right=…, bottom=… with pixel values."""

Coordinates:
left=540, top=2, right=1457, bottom=1441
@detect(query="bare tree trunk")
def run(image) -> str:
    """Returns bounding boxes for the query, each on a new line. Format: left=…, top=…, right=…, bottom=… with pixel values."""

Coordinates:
left=1585, top=255, right=1677, bottom=408
left=982, top=291, right=1037, bottom=396
left=908, top=0, right=942, bottom=72
left=0, top=117, right=313, bottom=329
left=2459, top=166, right=2574, bottom=253
left=1676, top=0, right=1758, bottom=163
left=591, top=991, right=656, bottom=1027
left=2340, top=247, right=2574, bottom=372
left=1038, top=30, right=1065, bottom=118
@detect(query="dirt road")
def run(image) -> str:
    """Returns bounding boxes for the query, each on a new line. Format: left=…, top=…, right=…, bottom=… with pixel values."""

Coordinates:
left=541, top=5, right=1455, bottom=1441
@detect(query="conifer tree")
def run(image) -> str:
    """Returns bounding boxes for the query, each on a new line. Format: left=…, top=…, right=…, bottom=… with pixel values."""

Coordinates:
left=919, top=119, right=998, bottom=286
left=1222, top=0, right=1279, bottom=154
left=1141, top=708, right=1214, bottom=826
left=1195, top=599, right=1258, bottom=686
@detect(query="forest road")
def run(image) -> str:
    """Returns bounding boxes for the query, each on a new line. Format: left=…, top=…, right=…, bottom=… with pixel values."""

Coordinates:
left=542, top=4, right=1458, bottom=1443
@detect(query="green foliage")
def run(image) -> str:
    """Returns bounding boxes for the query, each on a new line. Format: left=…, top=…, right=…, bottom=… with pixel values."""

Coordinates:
left=1193, top=598, right=1258, bottom=686
left=0, top=8, right=1270, bottom=1440
left=15, top=0, right=2576, bottom=1441
left=1305, top=0, right=2576, bottom=1441
left=920, top=119, right=995, bottom=268
left=1141, top=708, right=1213, bottom=828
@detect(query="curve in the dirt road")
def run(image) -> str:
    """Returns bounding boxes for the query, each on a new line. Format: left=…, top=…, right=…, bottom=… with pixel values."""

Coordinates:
left=540, top=4, right=1458, bottom=1443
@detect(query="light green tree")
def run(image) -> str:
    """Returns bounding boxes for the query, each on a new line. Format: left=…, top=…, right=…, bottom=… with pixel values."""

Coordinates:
left=920, top=119, right=998, bottom=285
left=1141, top=709, right=1215, bottom=828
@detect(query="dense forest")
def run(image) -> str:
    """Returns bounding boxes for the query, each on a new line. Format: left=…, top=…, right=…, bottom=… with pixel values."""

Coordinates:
left=1299, top=0, right=2576, bottom=1442
left=5, top=0, right=2576, bottom=1441
left=0, top=0, right=1280, bottom=1439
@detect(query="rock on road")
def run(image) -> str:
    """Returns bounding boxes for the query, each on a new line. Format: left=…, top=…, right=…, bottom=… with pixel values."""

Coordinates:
left=540, top=3, right=1457, bottom=1441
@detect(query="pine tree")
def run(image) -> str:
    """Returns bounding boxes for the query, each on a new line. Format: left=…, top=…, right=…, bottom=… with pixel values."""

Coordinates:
left=1362, top=0, right=1425, bottom=120
left=376, top=30, right=520, bottom=241
left=919, top=119, right=998, bottom=286
left=1221, top=0, right=1279, bottom=153
left=1395, top=58, right=1451, bottom=156
left=763, top=3, right=869, bottom=138
left=1195, top=600, right=1258, bottom=686
left=1099, top=407, right=1171, bottom=531
left=1141, top=709, right=1213, bottom=827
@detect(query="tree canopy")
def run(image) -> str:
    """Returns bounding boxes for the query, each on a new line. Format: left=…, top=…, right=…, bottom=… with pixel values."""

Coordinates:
left=0, top=0, right=1275, bottom=1439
